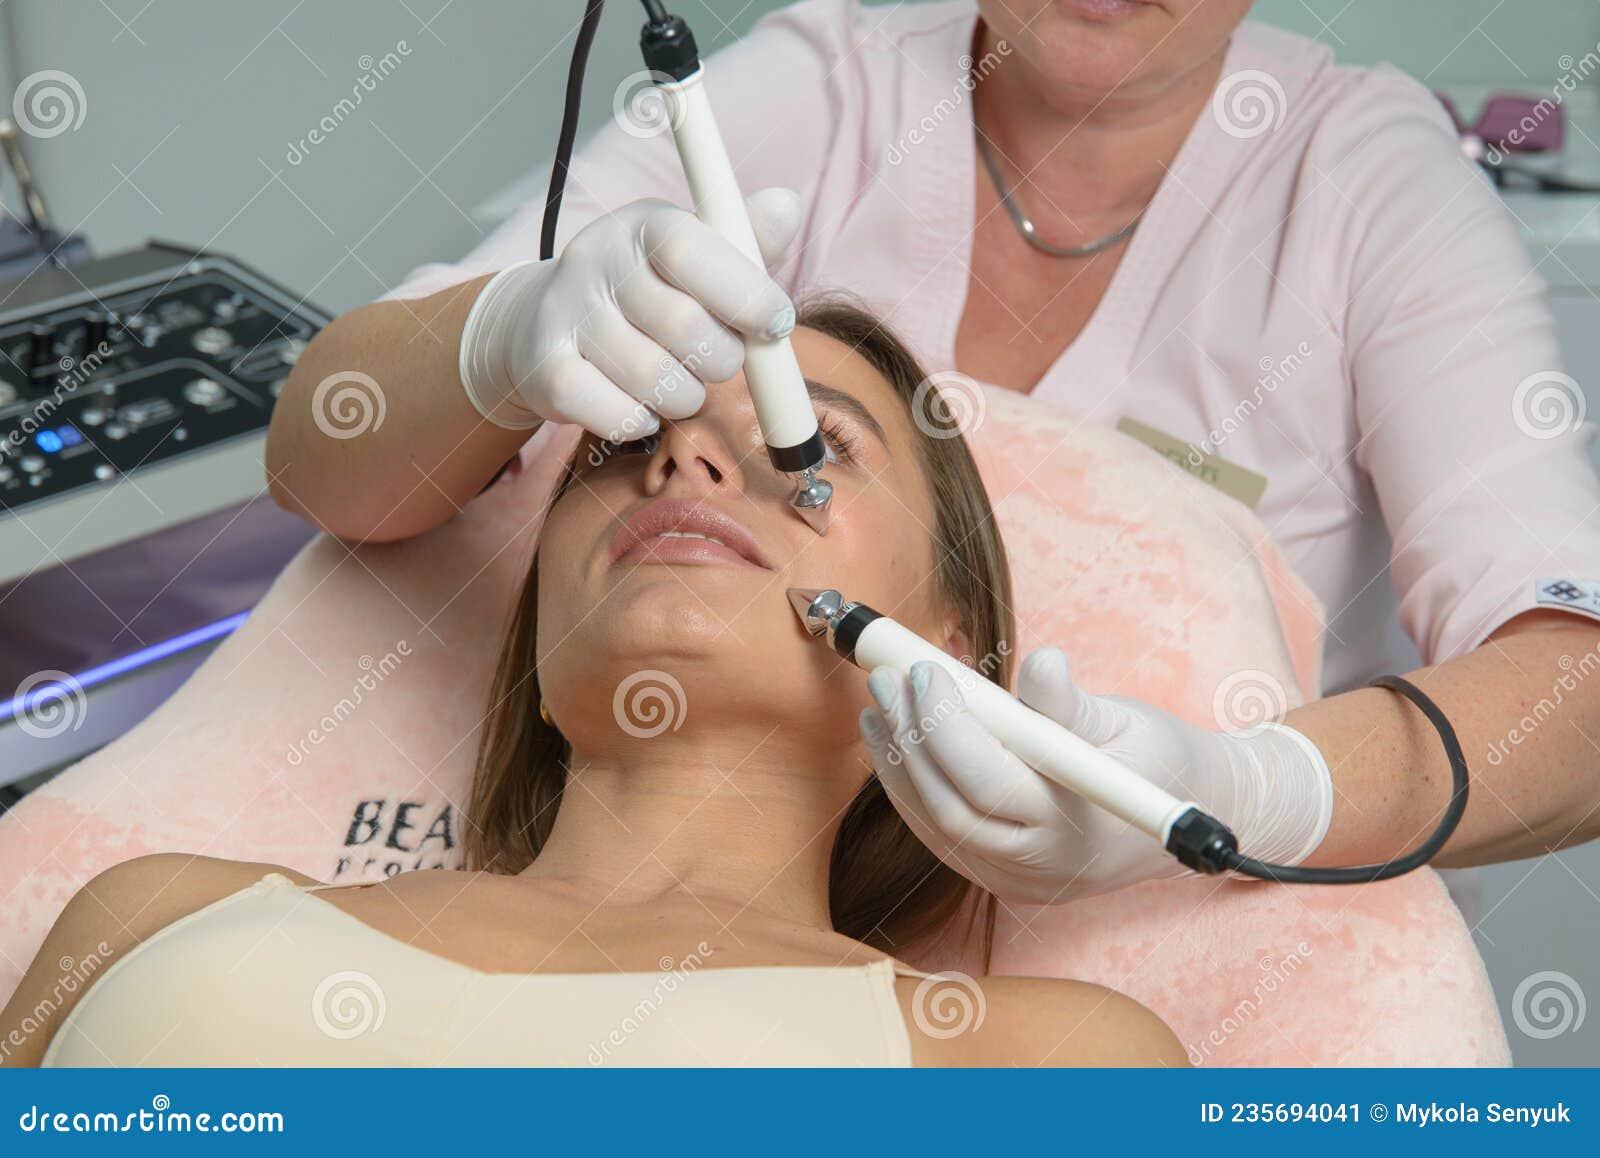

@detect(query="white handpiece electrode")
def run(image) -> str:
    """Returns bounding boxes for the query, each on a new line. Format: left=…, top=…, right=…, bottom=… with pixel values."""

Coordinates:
left=642, top=13, right=832, bottom=534
left=788, top=587, right=1242, bottom=871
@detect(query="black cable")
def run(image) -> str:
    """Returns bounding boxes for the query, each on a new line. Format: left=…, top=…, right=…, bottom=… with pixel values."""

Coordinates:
left=540, top=0, right=608, bottom=262
left=1221, top=674, right=1470, bottom=884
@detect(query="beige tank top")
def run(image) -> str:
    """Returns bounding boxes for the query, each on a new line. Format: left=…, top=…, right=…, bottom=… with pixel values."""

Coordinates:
left=43, top=872, right=926, bottom=1066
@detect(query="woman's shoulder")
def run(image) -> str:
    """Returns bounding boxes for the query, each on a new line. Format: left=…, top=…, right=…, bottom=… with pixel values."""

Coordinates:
left=41, top=854, right=317, bottom=974
left=0, top=855, right=311, bottom=1066
left=1227, top=20, right=1457, bottom=154
left=894, top=972, right=1189, bottom=1068
left=1220, top=23, right=1494, bottom=293
left=65, top=853, right=314, bottom=934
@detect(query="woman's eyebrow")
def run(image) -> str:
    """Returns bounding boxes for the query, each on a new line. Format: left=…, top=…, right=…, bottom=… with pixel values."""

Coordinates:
left=803, top=378, right=889, bottom=447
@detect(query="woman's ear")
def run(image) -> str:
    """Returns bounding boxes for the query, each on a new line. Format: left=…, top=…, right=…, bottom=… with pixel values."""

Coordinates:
left=940, top=625, right=973, bottom=666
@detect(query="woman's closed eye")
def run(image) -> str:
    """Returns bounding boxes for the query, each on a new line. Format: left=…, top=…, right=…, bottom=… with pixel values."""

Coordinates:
left=804, top=379, right=888, bottom=467
left=819, top=411, right=861, bottom=466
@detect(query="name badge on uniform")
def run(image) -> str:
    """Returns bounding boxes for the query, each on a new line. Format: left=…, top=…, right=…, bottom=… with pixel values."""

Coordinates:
left=1115, top=417, right=1268, bottom=510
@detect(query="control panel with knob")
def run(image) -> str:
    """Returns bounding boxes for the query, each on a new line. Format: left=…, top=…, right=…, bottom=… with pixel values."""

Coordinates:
left=0, top=244, right=329, bottom=515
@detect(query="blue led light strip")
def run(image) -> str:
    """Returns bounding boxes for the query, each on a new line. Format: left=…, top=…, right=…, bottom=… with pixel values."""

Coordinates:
left=0, top=611, right=248, bottom=725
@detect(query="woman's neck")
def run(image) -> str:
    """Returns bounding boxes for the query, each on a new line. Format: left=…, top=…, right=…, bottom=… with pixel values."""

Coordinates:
left=514, top=726, right=861, bottom=931
left=972, top=20, right=1229, bottom=222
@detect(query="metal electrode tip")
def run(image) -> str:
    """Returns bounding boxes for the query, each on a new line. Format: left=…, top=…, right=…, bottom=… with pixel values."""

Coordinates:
left=787, top=587, right=844, bottom=637
left=790, top=471, right=833, bottom=535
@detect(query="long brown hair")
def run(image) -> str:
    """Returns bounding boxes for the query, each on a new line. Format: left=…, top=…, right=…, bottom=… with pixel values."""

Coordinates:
left=466, top=296, right=1015, bottom=963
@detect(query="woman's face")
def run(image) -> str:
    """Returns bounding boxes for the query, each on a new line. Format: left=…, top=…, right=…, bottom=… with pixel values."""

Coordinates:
left=534, top=327, right=960, bottom=754
left=977, top=0, right=1253, bottom=109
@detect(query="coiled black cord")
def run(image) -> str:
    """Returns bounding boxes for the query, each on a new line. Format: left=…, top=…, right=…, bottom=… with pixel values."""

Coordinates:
left=1222, top=674, right=1470, bottom=884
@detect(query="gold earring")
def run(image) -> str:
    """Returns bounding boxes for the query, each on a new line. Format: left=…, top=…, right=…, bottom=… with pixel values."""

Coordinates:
left=539, top=699, right=554, bottom=727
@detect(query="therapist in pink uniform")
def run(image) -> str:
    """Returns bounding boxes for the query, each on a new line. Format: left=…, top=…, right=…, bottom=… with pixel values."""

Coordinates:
left=268, top=0, right=1600, bottom=901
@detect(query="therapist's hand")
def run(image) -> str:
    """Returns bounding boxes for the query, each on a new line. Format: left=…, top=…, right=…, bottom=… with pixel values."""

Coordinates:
left=860, top=649, right=1335, bottom=904
left=457, top=188, right=802, bottom=435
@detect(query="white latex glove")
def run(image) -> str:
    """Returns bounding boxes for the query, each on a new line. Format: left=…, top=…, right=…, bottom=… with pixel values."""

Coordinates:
left=458, top=188, right=802, bottom=438
left=860, top=648, right=1334, bottom=904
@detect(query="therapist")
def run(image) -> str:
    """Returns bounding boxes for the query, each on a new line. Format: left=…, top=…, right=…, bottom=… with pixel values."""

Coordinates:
left=267, top=0, right=1600, bottom=901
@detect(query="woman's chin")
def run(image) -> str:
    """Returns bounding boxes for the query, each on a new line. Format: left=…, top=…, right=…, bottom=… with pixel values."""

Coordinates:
left=546, top=572, right=797, bottom=668
left=607, top=562, right=789, bottom=620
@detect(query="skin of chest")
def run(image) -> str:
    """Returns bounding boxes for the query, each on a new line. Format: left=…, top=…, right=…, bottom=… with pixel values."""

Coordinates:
left=954, top=176, right=1132, bottom=393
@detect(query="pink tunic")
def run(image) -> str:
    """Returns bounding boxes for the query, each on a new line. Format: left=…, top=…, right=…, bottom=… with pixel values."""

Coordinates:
left=389, top=0, right=1600, bottom=691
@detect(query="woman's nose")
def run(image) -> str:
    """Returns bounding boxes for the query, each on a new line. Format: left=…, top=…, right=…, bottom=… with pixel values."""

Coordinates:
left=643, top=418, right=745, bottom=497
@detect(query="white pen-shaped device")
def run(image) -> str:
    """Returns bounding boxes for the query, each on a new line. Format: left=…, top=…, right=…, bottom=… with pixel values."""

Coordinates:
left=641, top=12, right=832, bottom=534
left=788, top=587, right=1242, bottom=873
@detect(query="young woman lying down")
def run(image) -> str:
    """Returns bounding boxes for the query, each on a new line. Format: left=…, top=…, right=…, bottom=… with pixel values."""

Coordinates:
left=1, top=300, right=1185, bottom=1068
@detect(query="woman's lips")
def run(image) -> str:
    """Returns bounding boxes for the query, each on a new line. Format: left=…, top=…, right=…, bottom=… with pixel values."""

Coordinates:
left=609, top=498, right=774, bottom=571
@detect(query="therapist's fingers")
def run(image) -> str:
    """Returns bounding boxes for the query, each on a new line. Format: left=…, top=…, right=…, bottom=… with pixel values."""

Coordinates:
left=904, top=664, right=1055, bottom=825
left=744, top=186, right=803, bottom=267
left=867, top=668, right=1033, bottom=848
left=862, top=706, right=1024, bottom=882
left=577, top=311, right=702, bottom=420
left=640, top=203, right=796, bottom=338
left=612, top=274, right=745, bottom=385
left=537, top=349, right=659, bottom=439
left=1017, top=647, right=1129, bottom=747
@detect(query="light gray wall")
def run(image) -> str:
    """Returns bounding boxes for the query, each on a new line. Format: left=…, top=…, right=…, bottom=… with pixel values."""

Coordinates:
left=1, top=0, right=1596, bottom=1065
left=0, top=0, right=792, bottom=314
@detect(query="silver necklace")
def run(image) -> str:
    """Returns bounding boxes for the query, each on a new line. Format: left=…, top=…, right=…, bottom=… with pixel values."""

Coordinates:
left=976, top=132, right=1145, bottom=258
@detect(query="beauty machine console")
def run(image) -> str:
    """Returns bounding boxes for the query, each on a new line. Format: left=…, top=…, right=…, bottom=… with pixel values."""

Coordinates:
left=0, top=244, right=328, bottom=789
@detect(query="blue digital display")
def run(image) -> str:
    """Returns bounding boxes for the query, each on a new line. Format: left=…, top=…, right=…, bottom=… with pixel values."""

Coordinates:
left=34, top=424, right=84, bottom=454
